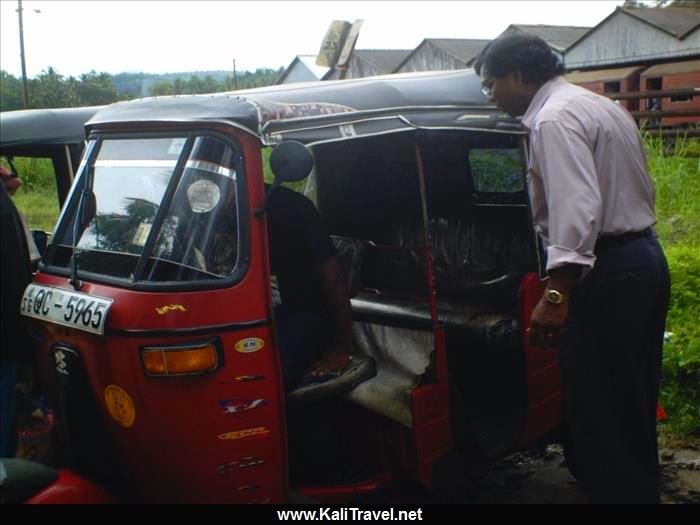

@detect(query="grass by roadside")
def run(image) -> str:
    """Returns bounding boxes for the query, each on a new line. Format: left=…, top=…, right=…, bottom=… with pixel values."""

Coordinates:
left=2, top=157, right=59, bottom=232
left=647, top=134, right=700, bottom=445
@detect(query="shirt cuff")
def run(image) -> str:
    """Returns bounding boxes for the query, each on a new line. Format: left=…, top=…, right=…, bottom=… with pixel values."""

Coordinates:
left=546, top=245, right=596, bottom=272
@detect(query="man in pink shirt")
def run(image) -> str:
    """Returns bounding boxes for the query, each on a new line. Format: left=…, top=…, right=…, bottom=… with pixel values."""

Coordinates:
left=474, top=33, right=670, bottom=504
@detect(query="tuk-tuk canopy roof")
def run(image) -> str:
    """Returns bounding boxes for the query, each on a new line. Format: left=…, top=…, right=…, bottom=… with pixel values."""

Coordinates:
left=0, top=106, right=102, bottom=149
left=87, top=69, right=523, bottom=145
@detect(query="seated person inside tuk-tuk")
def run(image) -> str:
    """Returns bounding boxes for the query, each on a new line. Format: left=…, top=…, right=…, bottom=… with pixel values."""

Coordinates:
left=265, top=184, right=353, bottom=391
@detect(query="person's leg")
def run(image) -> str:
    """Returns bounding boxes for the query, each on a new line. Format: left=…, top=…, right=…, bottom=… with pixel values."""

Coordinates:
left=1, top=360, right=19, bottom=457
left=559, top=237, right=668, bottom=503
left=274, top=306, right=323, bottom=391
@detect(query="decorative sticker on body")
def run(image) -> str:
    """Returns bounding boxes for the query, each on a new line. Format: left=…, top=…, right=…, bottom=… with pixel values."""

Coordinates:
left=104, top=385, right=136, bottom=428
left=218, top=427, right=270, bottom=441
left=219, top=398, right=268, bottom=416
left=218, top=457, right=265, bottom=475
left=155, top=304, right=187, bottom=315
left=233, top=375, right=265, bottom=382
left=235, top=338, right=265, bottom=354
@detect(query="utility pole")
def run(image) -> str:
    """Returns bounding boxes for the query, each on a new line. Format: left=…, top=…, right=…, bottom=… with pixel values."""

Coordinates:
left=232, top=59, right=238, bottom=90
left=18, top=0, right=29, bottom=108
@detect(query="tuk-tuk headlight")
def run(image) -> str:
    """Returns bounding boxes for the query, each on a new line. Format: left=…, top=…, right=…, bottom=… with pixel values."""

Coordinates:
left=141, top=338, right=223, bottom=377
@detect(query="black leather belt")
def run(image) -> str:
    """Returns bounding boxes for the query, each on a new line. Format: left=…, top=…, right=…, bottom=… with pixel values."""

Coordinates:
left=595, top=227, right=655, bottom=253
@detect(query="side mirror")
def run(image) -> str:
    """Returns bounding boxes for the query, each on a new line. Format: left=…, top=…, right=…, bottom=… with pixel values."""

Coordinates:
left=256, top=141, right=313, bottom=218
left=269, top=141, right=313, bottom=184
left=31, top=229, right=48, bottom=257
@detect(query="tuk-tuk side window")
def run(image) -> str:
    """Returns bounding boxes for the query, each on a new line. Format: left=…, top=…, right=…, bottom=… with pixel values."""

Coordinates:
left=468, top=148, right=524, bottom=193
left=142, top=136, right=241, bottom=281
left=48, top=134, right=244, bottom=286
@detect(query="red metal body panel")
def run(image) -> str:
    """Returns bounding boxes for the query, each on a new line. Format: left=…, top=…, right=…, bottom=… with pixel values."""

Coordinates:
left=518, top=272, right=563, bottom=444
left=299, top=474, right=393, bottom=504
left=29, top=129, right=289, bottom=503
left=411, top=384, right=453, bottom=486
left=25, top=470, right=117, bottom=504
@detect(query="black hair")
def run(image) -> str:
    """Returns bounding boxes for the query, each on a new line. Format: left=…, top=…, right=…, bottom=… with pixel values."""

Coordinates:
left=473, top=32, right=564, bottom=86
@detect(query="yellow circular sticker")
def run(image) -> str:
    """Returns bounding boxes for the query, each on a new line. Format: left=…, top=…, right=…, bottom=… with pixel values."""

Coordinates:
left=104, top=385, right=136, bottom=428
left=235, top=338, right=265, bottom=354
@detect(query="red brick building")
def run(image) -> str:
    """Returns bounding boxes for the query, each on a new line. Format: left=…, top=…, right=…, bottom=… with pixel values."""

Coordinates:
left=640, top=60, right=700, bottom=127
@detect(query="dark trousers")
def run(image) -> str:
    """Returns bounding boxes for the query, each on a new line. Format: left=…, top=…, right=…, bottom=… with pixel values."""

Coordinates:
left=559, top=232, right=670, bottom=504
left=275, top=306, right=326, bottom=391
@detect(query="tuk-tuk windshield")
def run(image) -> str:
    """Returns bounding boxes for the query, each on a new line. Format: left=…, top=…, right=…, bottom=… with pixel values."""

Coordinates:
left=48, top=134, right=244, bottom=285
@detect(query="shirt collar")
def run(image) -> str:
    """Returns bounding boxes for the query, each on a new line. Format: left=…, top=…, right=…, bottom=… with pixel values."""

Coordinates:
left=521, top=75, right=567, bottom=131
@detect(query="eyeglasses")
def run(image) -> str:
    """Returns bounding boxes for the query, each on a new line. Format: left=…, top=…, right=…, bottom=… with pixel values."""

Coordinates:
left=480, top=79, right=494, bottom=98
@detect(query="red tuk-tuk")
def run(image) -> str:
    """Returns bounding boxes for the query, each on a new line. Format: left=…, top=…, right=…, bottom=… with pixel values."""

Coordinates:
left=15, top=69, right=561, bottom=503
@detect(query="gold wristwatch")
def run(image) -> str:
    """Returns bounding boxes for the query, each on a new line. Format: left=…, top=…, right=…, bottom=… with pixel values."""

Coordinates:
left=544, top=289, right=568, bottom=305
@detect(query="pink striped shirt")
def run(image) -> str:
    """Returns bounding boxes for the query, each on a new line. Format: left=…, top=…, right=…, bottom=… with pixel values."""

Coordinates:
left=522, top=76, right=657, bottom=271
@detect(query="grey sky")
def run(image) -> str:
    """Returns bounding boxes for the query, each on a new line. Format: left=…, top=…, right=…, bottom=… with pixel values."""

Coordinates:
left=0, top=0, right=623, bottom=77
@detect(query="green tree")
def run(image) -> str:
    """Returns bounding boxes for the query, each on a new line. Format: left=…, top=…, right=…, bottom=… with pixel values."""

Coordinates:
left=173, top=78, right=185, bottom=95
left=0, top=70, right=23, bottom=111
left=201, top=75, right=220, bottom=94
left=29, top=67, right=77, bottom=108
left=76, top=70, right=118, bottom=106
left=624, top=0, right=700, bottom=6
left=88, top=198, right=158, bottom=253
left=656, top=0, right=700, bottom=6
left=185, top=75, right=205, bottom=94
left=150, top=81, right=175, bottom=96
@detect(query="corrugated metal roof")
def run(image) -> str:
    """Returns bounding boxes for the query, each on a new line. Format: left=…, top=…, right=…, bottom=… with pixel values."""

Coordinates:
left=508, top=24, right=591, bottom=51
left=622, top=7, right=700, bottom=39
left=565, top=66, right=643, bottom=84
left=565, top=48, right=700, bottom=71
left=424, top=38, right=490, bottom=63
left=353, top=49, right=412, bottom=73
left=641, top=59, right=700, bottom=77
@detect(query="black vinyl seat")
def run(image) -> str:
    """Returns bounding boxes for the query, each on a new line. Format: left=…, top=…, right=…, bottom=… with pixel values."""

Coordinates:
left=286, top=355, right=376, bottom=404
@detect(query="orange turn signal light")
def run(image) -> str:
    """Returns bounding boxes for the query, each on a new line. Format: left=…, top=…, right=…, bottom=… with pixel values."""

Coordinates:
left=141, top=338, right=222, bottom=377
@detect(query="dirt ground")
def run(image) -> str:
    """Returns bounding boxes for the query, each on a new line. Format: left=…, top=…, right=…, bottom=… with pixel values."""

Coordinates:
left=437, top=444, right=700, bottom=504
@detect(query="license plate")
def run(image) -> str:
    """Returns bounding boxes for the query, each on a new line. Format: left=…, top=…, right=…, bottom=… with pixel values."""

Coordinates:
left=20, top=284, right=113, bottom=335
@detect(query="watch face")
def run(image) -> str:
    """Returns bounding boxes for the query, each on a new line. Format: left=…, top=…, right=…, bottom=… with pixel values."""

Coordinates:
left=546, top=290, right=563, bottom=304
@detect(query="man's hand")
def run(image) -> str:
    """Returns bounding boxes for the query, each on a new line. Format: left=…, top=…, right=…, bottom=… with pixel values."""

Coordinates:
left=528, top=297, right=569, bottom=349
left=528, top=264, right=582, bottom=348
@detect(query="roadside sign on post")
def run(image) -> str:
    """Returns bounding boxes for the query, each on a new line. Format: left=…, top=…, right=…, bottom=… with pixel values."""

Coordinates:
left=336, top=19, right=364, bottom=69
left=316, top=20, right=352, bottom=68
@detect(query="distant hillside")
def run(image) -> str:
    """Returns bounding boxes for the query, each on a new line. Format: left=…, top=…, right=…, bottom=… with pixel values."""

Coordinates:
left=112, top=70, right=231, bottom=97
left=1, top=66, right=285, bottom=112
left=112, top=69, right=283, bottom=98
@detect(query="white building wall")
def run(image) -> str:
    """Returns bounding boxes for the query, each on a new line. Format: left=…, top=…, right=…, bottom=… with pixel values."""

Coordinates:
left=279, top=62, right=318, bottom=84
